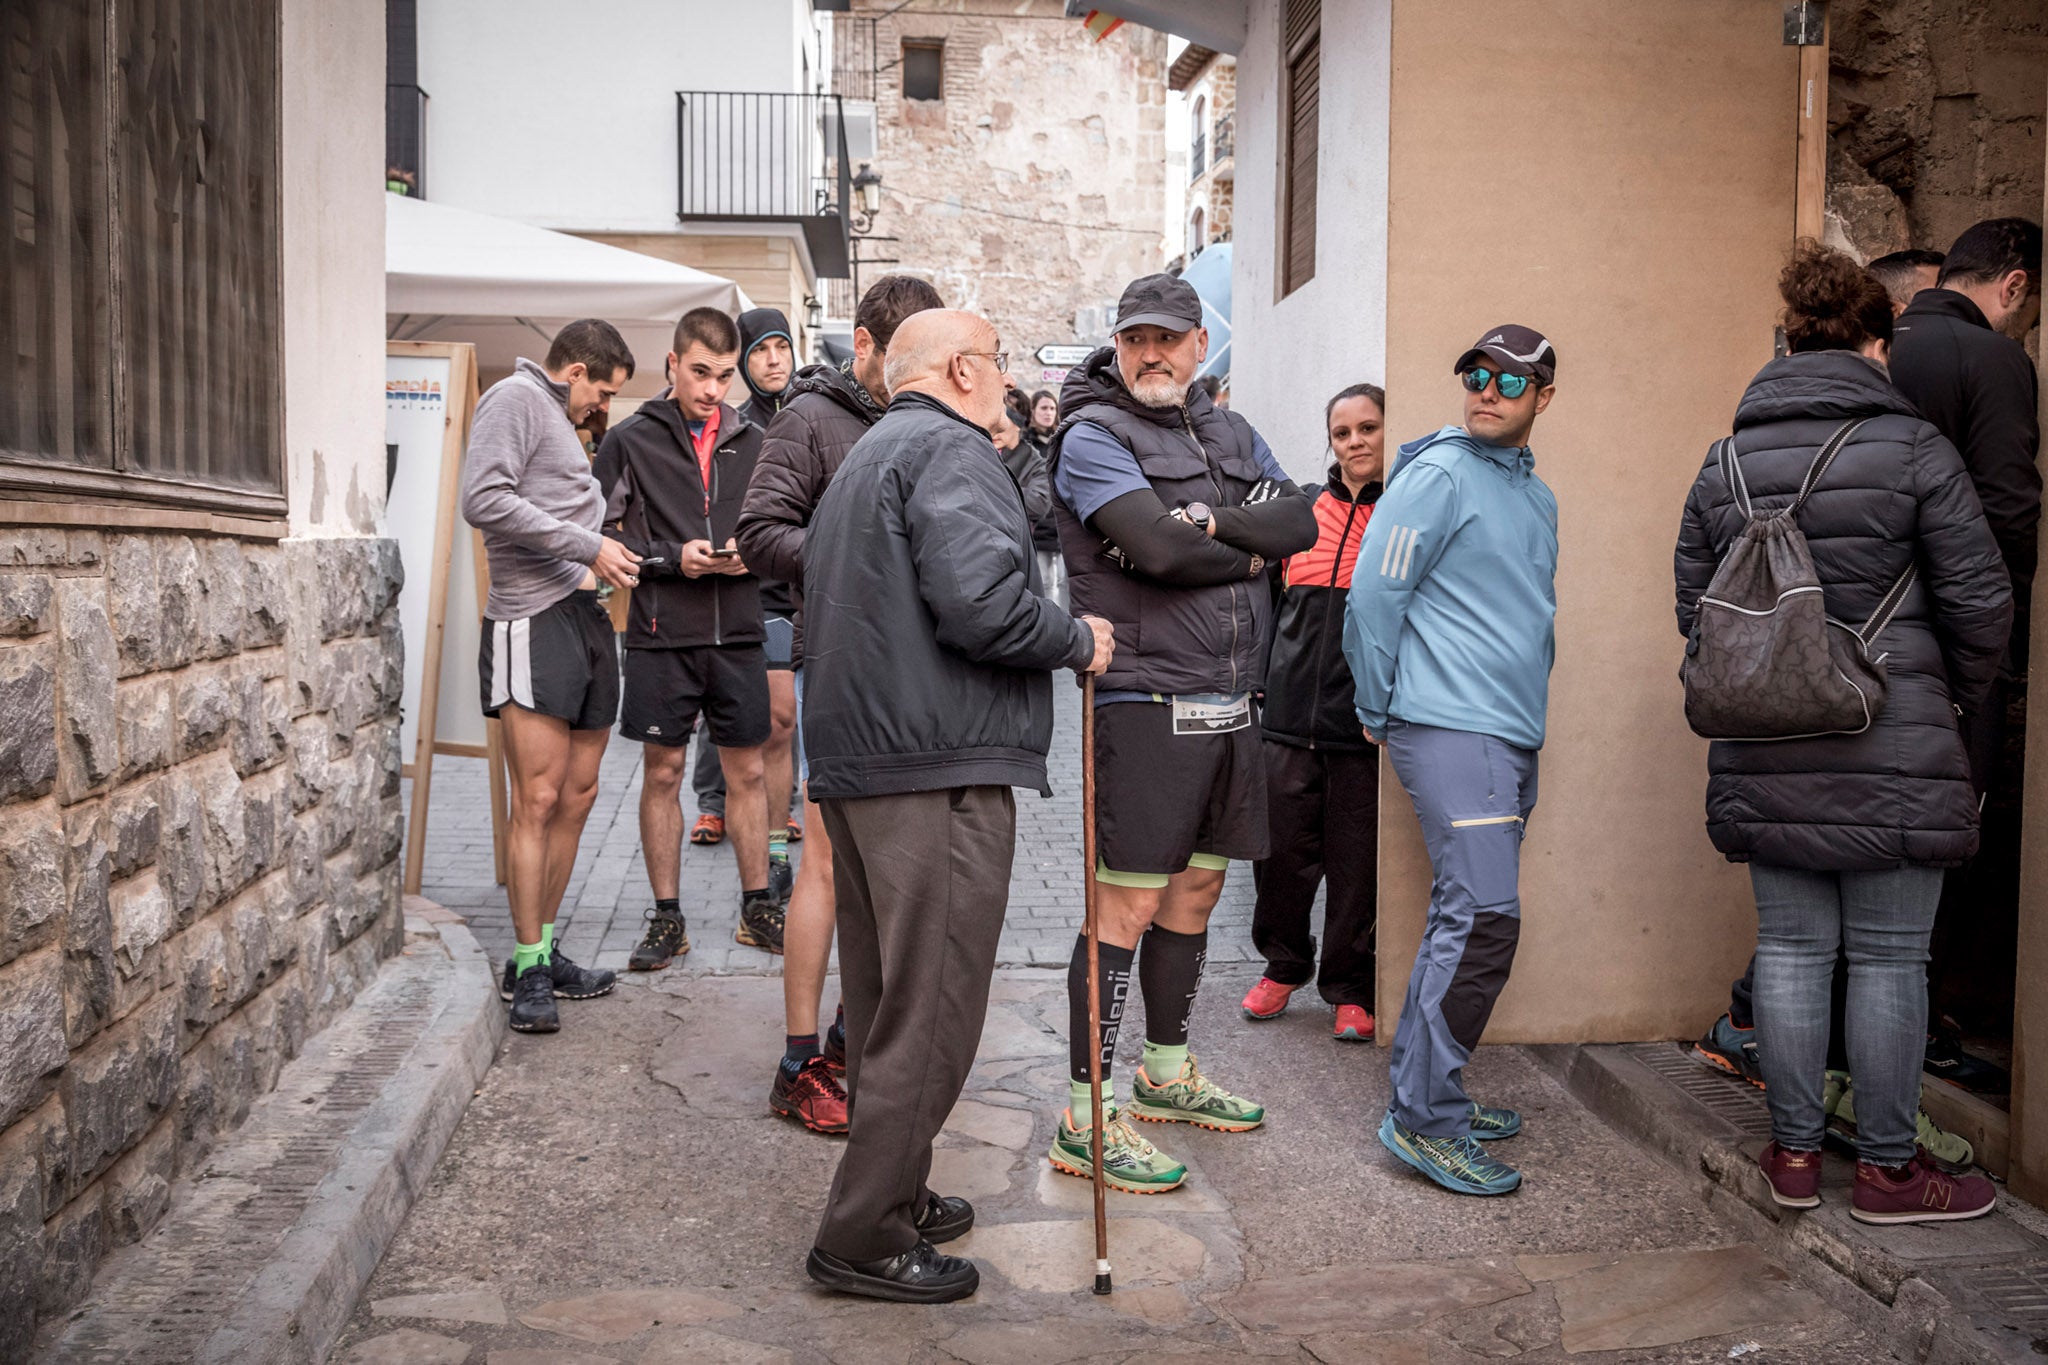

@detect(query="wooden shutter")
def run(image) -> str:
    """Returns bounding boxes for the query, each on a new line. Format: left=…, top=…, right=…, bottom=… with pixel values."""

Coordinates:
left=1281, top=0, right=1319, bottom=295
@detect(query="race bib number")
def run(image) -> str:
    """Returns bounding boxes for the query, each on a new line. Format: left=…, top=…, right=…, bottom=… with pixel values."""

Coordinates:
left=1171, top=696, right=1252, bottom=736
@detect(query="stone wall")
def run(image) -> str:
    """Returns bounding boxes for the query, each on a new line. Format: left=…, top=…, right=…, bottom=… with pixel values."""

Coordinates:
left=0, top=525, right=405, bottom=1355
left=854, top=0, right=1167, bottom=380
left=1189, top=56, right=1237, bottom=249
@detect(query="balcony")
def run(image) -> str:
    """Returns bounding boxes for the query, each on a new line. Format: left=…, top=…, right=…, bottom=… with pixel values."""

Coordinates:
left=674, top=91, right=853, bottom=279
left=1212, top=114, right=1234, bottom=182
left=1189, top=131, right=1206, bottom=182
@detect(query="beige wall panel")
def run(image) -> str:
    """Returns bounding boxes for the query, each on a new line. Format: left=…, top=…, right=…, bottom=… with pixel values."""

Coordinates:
left=1377, top=0, right=1798, bottom=1043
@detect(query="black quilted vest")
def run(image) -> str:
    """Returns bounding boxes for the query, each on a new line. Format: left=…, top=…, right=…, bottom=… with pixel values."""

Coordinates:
left=1049, top=347, right=1271, bottom=696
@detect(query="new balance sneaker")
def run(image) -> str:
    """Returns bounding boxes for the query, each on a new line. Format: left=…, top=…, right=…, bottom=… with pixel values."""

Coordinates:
left=498, top=946, right=616, bottom=1002
left=1241, top=977, right=1298, bottom=1021
left=806, top=1239, right=978, bottom=1304
left=1048, top=1104, right=1187, bottom=1194
left=735, top=893, right=786, bottom=954
left=507, top=963, right=559, bottom=1034
left=690, top=813, right=725, bottom=845
left=1692, top=1013, right=1764, bottom=1089
left=1128, top=1054, right=1265, bottom=1132
left=1851, top=1155, right=1995, bottom=1225
left=1333, top=1005, right=1375, bottom=1042
left=1823, top=1069, right=1976, bottom=1172
left=912, top=1192, right=974, bottom=1245
left=1758, top=1141, right=1822, bottom=1209
left=1468, top=1101, right=1522, bottom=1141
left=628, top=909, right=690, bottom=971
left=771, top=1055, right=850, bottom=1134
left=769, top=855, right=795, bottom=906
left=1378, top=1112, right=1521, bottom=1196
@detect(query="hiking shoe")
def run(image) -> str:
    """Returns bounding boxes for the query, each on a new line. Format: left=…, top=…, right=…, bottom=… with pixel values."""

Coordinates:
left=1128, top=1054, right=1264, bottom=1132
left=1692, top=1013, right=1764, bottom=1089
left=1852, top=1154, right=1995, bottom=1225
left=770, top=1055, right=849, bottom=1135
left=787, top=814, right=804, bottom=842
left=1823, top=1069, right=1975, bottom=1171
left=1378, top=1112, right=1521, bottom=1196
left=1241, top=977, right=1298, bottom=1020
left=769, top=855, right=794, bottom=905
left=735, top=893, right=786, bottom=954
left=690, top=813, right=725, bottom=845
left=823, top=1020, right=847, bottom=1075
left=498, top=946, right=616, bottom=1001
left=1048, top=1104, right=1187, bottom=1194
left=507, top=963, right=559, bottom=1034
left=1924, top=1032, right=2009, bottom=1094
left=1333, top=1005, right=1375, bottom=1042
left=806, top=1239, right=978, bottom=1304
left=912, top=1192, right=974, bottom=1245
left=1468, top=1101, right=1522, bottom=1141
left=628, top=909, right=690, bottom=971
left=1759, top=1141, right=1822, bottom=1209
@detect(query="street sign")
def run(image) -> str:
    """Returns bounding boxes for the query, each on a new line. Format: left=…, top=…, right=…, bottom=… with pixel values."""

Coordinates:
left=1035, top=344, right=1094, bottom=367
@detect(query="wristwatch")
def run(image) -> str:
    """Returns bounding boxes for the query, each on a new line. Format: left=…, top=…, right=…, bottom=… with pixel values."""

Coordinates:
left=1183, top=501, right=1214, bottom=532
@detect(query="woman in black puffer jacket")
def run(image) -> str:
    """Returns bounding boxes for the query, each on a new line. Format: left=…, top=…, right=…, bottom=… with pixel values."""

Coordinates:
left=1674, top=243, right=2011, bottom=1225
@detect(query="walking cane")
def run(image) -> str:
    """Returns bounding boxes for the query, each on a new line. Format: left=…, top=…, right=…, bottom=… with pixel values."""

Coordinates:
left=1082, top=673, right=1113, bottom=1295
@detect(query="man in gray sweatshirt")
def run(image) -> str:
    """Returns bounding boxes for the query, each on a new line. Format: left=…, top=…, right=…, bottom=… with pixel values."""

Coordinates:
left=460, top=319, right=644, bottom=1034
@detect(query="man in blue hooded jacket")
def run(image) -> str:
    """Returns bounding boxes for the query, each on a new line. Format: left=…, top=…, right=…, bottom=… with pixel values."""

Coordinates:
left=1343, top=324, right=1560, bottom=1197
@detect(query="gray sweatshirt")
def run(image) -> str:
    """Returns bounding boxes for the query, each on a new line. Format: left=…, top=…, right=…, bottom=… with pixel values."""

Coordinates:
left=461, top=358, right=607, bottom=620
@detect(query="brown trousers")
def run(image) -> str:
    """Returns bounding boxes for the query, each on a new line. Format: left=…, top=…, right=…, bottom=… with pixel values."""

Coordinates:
left=814, top=786, right=1015, bottom=1262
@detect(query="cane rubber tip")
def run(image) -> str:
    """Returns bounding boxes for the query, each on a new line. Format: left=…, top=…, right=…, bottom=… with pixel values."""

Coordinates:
left=1093, top=1272, right=1113, bottom=1295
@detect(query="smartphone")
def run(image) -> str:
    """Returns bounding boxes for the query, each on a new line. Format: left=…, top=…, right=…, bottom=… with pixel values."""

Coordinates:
left=639, top=556, right=669, bottom=569
left=707, top=547, right=741, bottom=560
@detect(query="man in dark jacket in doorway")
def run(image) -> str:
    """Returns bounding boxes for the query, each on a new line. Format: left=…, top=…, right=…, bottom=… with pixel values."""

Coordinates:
left=800, top=309, right=1112, bottom=1303
left=736, top=276, right=945, bottom=1137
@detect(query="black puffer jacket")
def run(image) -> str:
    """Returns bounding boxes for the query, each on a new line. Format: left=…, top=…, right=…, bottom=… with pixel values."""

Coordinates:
left=803, top=391, right=1094, bottom=800
left=1674, top=350, right=2012, bottom=870
left=735, top=363, right=886, bottom=667
left=1261, top=471, right=1381, bottom=750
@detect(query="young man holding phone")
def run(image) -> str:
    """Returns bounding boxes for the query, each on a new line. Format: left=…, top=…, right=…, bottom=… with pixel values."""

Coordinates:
left=594, top=308, right=783, bottom=964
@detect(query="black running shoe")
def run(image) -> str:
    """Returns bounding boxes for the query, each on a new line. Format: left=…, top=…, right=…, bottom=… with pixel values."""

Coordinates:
left=628, top=909, right=690, bottom=972
left=769, top=855, right=794, bottom=906
left=736, top=893, right=785, bottom=954
left=508, top=963, right=559, bottom=1033
left=805, top=1239, right=978, bottom=1304
left=823, top=1017, right=847, bottom=1074
left=913, top=1192, right=974, bottom=1245
left=1925, top=1032, right=2009, bottom=1094
left=499, top=946, right=617, bottom=1001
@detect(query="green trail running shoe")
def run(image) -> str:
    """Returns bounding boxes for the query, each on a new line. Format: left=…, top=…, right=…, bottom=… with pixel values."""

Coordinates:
left=1127, top=1054, right=1266, bottom=1132
left=1048, top=1104, right=1187, bottom=1195
left=1824, top=1069, right=1975, bottom=1172
left=1468, top=1101, right=1522, bottom=1141
left=1379, top=1112, right=1522, bottom=1196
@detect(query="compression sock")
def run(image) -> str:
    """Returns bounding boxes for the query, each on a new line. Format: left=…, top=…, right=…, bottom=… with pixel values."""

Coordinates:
left=1138, top=924, right=1208, bottom=1049
left=513, top=939, right=546, bottom=977
left=782, top=1032, right=820, bottom=1077
left=768, top=829, right=790, bottom=864
left=1067, top=933, right=1134, bottom=1109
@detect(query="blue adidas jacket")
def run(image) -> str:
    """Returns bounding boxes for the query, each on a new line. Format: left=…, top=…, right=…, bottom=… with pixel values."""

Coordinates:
left=1342, top=425, right=1559, bottom=750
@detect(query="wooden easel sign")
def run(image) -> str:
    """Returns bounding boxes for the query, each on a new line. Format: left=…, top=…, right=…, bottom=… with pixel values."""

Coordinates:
left=387, top=341, right=509, bottom=894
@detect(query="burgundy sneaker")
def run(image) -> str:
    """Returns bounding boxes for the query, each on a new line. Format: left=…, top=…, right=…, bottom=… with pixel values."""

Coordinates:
left=1851, top=1154, right=1995, bottom=1225
left=1758, top=1141, right=1821, bottom=1208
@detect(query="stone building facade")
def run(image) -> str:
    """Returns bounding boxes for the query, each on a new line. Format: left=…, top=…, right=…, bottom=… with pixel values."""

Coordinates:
left=1176, top=48, right=1237, bottom=264
left=845, top=0, right=1167, bottom=382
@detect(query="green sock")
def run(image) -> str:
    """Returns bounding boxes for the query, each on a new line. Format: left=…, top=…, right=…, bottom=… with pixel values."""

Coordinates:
left=1142, top=1041, right=1189, bottom=1083
left=1069, top=1077, right=1110, bottom=1122
left=539, top=923, right=555, bottom=959
left=513, top=939, right=546, bottom=976
left=768, top=830, right=789, bottom=864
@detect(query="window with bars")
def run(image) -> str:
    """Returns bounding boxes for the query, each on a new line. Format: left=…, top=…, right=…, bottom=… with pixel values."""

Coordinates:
left=0, top=0, right=283, bottom=513
left=1280, top=0, right=1320, bottom=298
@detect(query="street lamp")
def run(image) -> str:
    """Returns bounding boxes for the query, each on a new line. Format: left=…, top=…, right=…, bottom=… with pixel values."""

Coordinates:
left=852, top=162, right=882, bottom=215
left=804, top=294, right=824, bottom=330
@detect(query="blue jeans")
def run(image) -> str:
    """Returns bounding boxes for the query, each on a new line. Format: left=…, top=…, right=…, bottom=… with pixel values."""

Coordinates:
left=1749, top=862, right=1941, bottom=1165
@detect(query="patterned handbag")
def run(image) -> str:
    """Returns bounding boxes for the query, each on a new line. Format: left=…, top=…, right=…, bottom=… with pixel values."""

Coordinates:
left=1681, top=419, right=1916, bottom=741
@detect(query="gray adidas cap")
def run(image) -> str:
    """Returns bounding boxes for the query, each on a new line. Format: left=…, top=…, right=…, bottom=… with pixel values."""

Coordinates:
left=1454, top=323, right=1557, bottom=384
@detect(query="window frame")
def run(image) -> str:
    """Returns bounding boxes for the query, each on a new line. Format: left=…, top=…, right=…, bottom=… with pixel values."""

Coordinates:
left=901, top=38, right=945, bottom=102
left=1278, top=0, right=1320, bottom=299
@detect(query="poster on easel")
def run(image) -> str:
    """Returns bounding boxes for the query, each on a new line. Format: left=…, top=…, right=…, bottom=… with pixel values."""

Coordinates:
left=387, top=341, right=509, bottom=893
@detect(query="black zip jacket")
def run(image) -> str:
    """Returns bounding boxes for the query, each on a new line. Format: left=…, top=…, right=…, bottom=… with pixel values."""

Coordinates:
left=594, top=398, right=764, bottom=649
left=803, top=391, right=1093, bottom=800
left=1262, top=471, right=1381, bottom=750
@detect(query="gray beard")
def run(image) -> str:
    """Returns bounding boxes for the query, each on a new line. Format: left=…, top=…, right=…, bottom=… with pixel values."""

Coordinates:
left=1130, top=375, right=1182, bottom=408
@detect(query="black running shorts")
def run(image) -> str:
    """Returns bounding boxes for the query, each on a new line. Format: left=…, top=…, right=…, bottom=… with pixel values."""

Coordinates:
left=620, top=644, right=771, bottom=749
left=1094, top=700, right=1269, bottom=878
left=478, top=590, right=619, bottom=731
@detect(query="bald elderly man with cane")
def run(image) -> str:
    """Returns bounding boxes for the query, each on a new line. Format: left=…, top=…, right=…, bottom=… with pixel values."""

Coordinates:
left=800, top=310, right=1114, bottom=1303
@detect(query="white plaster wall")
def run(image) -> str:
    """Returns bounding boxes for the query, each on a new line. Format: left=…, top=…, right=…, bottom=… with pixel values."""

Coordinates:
left=1226, top=0, right=1390, bottom=481
left=418, top=0, right=816, bottom=231
left=281, top=0, right=387, bottom=537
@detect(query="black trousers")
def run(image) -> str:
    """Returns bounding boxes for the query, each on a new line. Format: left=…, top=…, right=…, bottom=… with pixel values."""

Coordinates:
left=1250, top=741, right=1379, bottom=1008
left=814, top=786, right=1014, bottom=1262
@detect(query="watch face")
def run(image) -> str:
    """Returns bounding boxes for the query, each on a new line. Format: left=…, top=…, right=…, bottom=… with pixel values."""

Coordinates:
left=1186, top=501, right=1213, bottom=523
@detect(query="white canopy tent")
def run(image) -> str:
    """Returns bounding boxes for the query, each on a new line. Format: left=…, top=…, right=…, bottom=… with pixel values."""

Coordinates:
left=384, top=194, right=747, bottom=394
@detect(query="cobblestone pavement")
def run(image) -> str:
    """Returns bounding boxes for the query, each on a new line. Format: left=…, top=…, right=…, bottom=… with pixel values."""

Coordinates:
left=404, top=682, right=1265, bottom=979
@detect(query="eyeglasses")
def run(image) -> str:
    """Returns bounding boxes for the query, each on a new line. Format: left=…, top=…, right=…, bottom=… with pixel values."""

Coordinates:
left=961, top=351, right=1009, bottom=374
left=1460, top=367, right=1537, bottom=399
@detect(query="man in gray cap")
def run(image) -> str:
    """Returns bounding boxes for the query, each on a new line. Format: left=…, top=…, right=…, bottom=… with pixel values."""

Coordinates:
left=1044, top=274, right=1318, bottom=1195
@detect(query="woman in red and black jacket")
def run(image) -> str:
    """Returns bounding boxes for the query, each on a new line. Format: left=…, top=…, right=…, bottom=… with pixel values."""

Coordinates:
left=1244, top=384, right=1386, bottom=1040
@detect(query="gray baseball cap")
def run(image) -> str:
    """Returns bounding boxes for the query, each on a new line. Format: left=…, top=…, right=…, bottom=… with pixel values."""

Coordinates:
left=1454, top=323, right=1557, bottom=384
left=1112, top=273, right=1203, bottom=333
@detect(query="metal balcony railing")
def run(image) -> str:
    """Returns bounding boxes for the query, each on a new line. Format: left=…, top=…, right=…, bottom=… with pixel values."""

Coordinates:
left=830, top=16, right=878, bottom=101
left=386, top=83, right=428, bottom=197
left=675, top=91, right=852, bottom=278
left=1214, top=114, right=1234, bottom=163
left=1190, top=131, right=1206, bottom=182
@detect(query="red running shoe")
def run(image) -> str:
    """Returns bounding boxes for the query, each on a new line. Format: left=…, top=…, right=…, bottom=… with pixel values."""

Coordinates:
left=1241, top=977, right=1298, bottom=1020
left=786, top=813, right=804, bottom=842
left=690, top=813, right=725, bottom=844
left=1333, top=1005, right=1375, bottom=1042
left=1758, top=1141, right=1821, bottom=1208
left=1852, top=1154, right=1995, bottom=1225
left=771, top=1055, right=849, bottom=1134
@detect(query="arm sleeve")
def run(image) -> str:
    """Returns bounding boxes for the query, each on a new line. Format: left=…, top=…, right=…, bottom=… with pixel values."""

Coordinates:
left=907, top=446, right=1094, bottom=672
left=1208, top=480, right=1319, bottom=557
left=1342, top=465, right=1459, bottom=740
left=735, top=406, right=826, bottom=586
left=1960, top=345, right=2042, bottom=598
left=1673, top=455, right=1722, bottom=639
left=1914, top=428, right=2015, bottom=716
left=1001, top=442, right=1056, bottom=527
left=459, top=390, right=604, bottom=565
left=1089, top=489, right=1256, bottom=586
